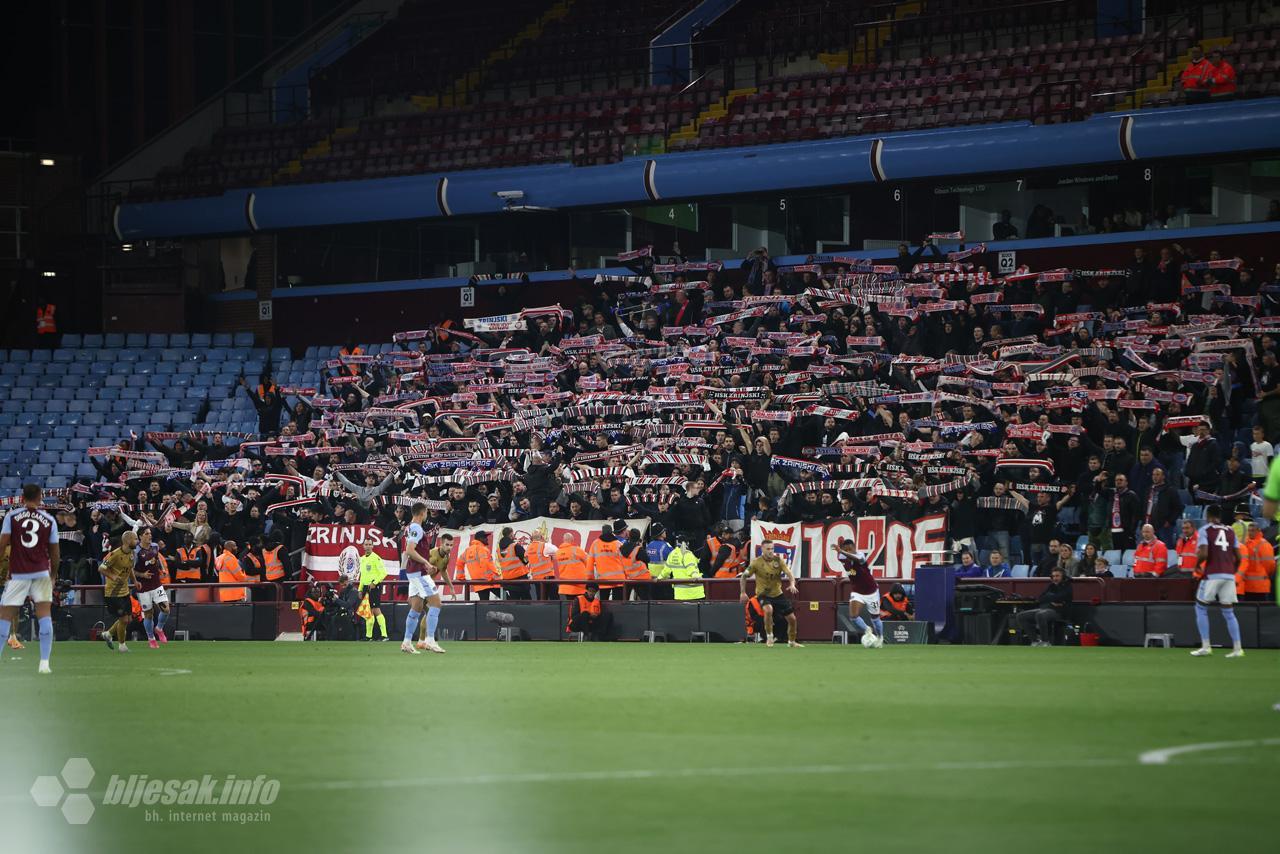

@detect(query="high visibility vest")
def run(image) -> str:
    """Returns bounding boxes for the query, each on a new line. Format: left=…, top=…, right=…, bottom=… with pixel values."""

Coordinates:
left=623, top=545, right=651, bottom=581
left=262, top=545, right=286, bottom=581
left=339, top=346, right=363, bottom=376
left=567, top=594, right=601, bottom=630
left=257, top=383, right=278, bottom=400
left=1132, top=541, right=1167, bottom=577
left=665, top=547, right=704, bottom=601
left=1238, top=536, right=1275, bottom=595
left=35, top=304, right=56, bottom=334
left=157, top=554, right=170, bottom=586
left=554, top=544, right=591, bottom=596
left=175, top=546, right=202, bottom=581
left=215, top=551, right=249, bottom=602
left=1175, top=537, right=1199, bottom=572
left=526, top=540, right=555, bottom=580
left=462, top=542, right=499, bottom=591
left=499, top=542, right=529, bottom=581
left=589, top=538, right=626, bottom=588
left=709, top=537, right=746, bottom=578
left=243, top=552, right=264, bottom=580
left=745, top=595, right=765, bottom=635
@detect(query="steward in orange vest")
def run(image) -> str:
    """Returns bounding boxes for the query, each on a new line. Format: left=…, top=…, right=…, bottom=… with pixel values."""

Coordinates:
left=262, top=542, right=287, bottom=582
left=525, top=531, right=556, bottom=599
left=1174, top=521, right=1200, bottom=577
left=215, top=541, right=251, bottom=602
left=339, top=342, right=363, bottom=376
left=1237, top=523, right=1275, bottom=599
left=35, top=303, right=56, bottom=335
left=744, top=594, right=787, bottom=640
left=553, top=536, right=592, bottom=598
left=497, top=528, right=532, bottom=600
left=566, top=586, right=612, bottom=640
left=708, top=529, right=746, bottom=578
left=462, top=531, right=501, bottom=600
left=588, top=527, right=627, bottom=599
left=300, top=584, right=326, bottom=639
left=881, top=583, right=913, bottom=621
left=621, top=531, right=651, bottom=601
left=1132, top=528, right=1169, bottom=577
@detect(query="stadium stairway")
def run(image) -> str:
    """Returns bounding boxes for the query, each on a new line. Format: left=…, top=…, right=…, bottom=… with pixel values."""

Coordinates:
left=818, top=0, right=923, bottom=71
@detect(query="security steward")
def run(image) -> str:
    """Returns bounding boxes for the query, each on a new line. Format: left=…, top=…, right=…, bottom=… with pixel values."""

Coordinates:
left=566, top=584, right=613, bottom=640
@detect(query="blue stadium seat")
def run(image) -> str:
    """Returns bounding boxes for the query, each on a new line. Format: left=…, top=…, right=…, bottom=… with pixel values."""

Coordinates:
left=51, top=426, right=74, bottom=440
left=104, top=375, right=127, bottom=387
left=0, top=439, right=21, bottom=452
left=31, top=426, right=52, bottom=440
left=147, top=375, right=169, bottom=388
left=66, top=362, right=88, bottom=376
left=0, top=478, right=20, bottom=491
left=0, top=377, right=15, bottom=390
left=170, top=333, right=190, bottom=348
left=52, top=348, right=74, bottom=363
left=82, top=334, right=104, bottom=348
left=53, top=463, right=76, bottom=477
left=82, top=413, right=106, bottom=427
left=89, top=362, right=110, bottom=376
left=125, top=333, right=145, bottom=348
left=212, top=333, right=233, bottom=347
left=156, top=398, right=178, bottom=413
left=76, top=463, right=96, bottom=478
left=110, top=363, right=133, bottom=375
left=29, top=349, right=50, bottom=362
left=0, top=414, right=13, bottom=427
left=52, top=387, right=75, bottom=401
left=135, top=400, right=157, bottom=413
left=154, top=362, right=176, bottom=375
left=1102, top=550, right=1123, bottom=567
left=73, top=349, right=96, bottom=363
left=29, top=464, right=52, bottom=478
left=172, top=376, right=192, bottom=388
left=177, top=362, right=199, bottom=375
left=68, top=438, right=90, bottom=451
left=15, top=414, right=36, bottom=427
left=116, top=349, right=139, bottom=363
left=9, top=388, right=30, bottom=401
left=147, top=334, right=168, bottom=348
left=67, top=400, right=89, bottom=414
left=14, top=376, right=36, bottom=388
left=9, top=350, right=29, bottom=362
left=45, top=400, right=67, bottom=413
left=233, top=332, right=255, bottom=347
left=161, top=348, right=182, bottom=362
left=134, top=362, right=155, bottom=375
left=190, top=333, right=211, bottom=348
left=43, top=363, right=67, bottom=376
left=61, top=413, right=82, bottom=427
left=61, top=334, right=82, bottom=348
left=103, top=334, right=124, bottom=348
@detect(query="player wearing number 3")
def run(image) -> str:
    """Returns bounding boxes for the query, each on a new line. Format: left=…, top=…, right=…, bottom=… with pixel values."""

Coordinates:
left=1191, top=505, right=1243, bottom=658
left=0, top=484, right=60, bottom=674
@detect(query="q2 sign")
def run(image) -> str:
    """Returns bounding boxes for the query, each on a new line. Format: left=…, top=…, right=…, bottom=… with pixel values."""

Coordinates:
left=753, top=515, right=947, bottom=579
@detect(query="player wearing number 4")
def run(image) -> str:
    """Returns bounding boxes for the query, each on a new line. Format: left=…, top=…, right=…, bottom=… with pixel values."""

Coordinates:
left=400, top=504, right=447, bottom=655
left=1191, top=505, right=1244, bottom=658
left=0, top=484, right=61, bottom=674
left=836, top=540, right=882, bottom=647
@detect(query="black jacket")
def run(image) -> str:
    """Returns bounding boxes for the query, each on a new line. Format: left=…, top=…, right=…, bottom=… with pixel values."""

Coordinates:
left=1036, top=577, right=1073, bottom=611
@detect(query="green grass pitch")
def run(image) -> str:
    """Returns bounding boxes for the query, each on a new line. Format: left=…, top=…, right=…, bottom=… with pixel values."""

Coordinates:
left=3, top=641, right=1277, bottom=854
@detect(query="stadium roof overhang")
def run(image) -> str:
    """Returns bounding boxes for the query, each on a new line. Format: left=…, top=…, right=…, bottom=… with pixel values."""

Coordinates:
left=114, top=97, right=1280, bottom=242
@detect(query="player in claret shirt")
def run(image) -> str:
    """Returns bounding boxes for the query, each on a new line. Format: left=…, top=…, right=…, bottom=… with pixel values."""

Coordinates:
left=0, top=484, right=61, bottom=674
left=1192, top=505, right=1243, bottom=658
left=134, top=527, right=171, bottom=648
left=836, top=539, right=882, bottom=645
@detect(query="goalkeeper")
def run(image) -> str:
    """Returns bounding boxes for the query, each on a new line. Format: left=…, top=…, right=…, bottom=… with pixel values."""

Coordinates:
left=358, top=537, right=389, bottom=641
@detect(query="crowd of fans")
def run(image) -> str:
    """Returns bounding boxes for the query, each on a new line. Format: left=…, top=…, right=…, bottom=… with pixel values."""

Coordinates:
left=11, top=234, right=1280, bottom=599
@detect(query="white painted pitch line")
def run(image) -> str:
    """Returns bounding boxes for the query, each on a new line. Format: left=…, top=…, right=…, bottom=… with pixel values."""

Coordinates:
left=295, top=752, right=1280, bottom=793
left=1138, top=738, right=1280, bottom=765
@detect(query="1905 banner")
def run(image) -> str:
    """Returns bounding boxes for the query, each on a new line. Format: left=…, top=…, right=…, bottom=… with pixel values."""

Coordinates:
left=750, top=515, right=948, bottom=579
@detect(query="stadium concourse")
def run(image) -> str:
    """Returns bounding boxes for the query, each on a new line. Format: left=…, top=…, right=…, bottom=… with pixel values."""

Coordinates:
left=2, top=234, right=1278, bottom=642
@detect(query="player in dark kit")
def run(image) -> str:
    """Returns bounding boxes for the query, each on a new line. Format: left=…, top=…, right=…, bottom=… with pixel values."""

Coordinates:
left=134, top=527, right=171, bottom=648
left=0, top=484, right=61, bottom=673
left=1192, top=505, right=1243, bottom=658
left=739, top=548, right=801, bottom=648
